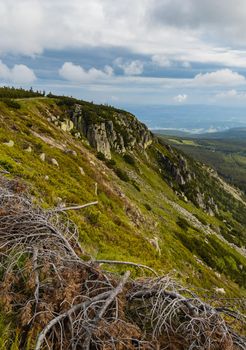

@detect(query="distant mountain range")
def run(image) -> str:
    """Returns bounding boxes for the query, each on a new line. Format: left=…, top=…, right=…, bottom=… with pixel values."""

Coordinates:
left=126, top=104, right=246, bottom=133
left=155, top=127, right=246, bottom=140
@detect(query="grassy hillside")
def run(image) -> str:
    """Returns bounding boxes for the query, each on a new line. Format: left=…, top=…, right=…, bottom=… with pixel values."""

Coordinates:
left=160, top=134, right=246, bottom=194
left=0, top=93, right=245, bottom=348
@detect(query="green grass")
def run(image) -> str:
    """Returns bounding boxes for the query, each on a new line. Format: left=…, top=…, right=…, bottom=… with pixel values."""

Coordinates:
left=0, top=98, right=245, bottom=294
left=1, top=96, right=246, bottom=348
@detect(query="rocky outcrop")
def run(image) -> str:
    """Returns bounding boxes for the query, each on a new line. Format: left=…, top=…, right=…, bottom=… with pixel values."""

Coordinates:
left=159, top=152, right=192, bottom=186
left=87, top=123, right=112, bottom=159
left=70, top=105, right=153, bottom=159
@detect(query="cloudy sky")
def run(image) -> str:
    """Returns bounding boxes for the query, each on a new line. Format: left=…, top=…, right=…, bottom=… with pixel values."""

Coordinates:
left=2, top=0, right=246, bottom=124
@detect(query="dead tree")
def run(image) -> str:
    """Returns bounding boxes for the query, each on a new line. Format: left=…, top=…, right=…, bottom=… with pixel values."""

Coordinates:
left=0, top=176, right=245, bottom=349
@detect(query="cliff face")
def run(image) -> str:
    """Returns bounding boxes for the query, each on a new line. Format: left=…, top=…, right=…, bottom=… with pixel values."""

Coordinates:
left=70, top=104, right=152, bottom=159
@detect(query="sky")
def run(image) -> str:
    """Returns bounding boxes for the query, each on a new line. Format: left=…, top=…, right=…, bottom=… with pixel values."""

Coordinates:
left=1, top=0, right=246, bottom=130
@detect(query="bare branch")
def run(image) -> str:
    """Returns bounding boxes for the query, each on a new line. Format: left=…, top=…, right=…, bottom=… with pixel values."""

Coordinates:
left=54, top=201, right=98, bottom=212
left=94, top=260, right=158, bottom=276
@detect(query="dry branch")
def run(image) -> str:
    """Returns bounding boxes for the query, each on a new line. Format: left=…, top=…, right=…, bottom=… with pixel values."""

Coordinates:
left=0, top=175, right=245, bottom=350
left=54, top=201, right=98, bottom=212
left=94, top=259, right=158, bottom=276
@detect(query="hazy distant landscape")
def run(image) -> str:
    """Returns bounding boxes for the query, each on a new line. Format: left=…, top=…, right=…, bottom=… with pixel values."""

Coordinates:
left=128, top=105, right=246, bottom=134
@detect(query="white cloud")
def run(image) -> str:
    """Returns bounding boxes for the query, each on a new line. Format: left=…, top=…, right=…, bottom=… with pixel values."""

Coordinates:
left=2, top=0, right=246, bottom=70
left=215, top=89, right=246, bottom=100
left=59, top=62, right=113, bottom=82
left=152, top=55, right=171, bottom=67
left=0, top=60, right=36, bottom=84
left=193, top=69, right=245, bottom=86
left=182, top=61, right=191, bottom=68
left=173, top=94, right=188, bottom=103
left=114, top=58, right=144, bottom=75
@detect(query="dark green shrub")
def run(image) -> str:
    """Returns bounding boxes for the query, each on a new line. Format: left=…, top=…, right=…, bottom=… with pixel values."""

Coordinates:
left=114, top=168, right=129, bottom=182
left=3, top=98, right=21, bottom=109
left=0, top=160, right=13, bottom=172
left=105, top=159, right=116, bottom=168
left=96, top=152, right=106, bottom=161
left=176, top=217, right=190, bottom=231
left=144, top=203, right=152, bottom=211
left=123, top=153, right=135, bottom=165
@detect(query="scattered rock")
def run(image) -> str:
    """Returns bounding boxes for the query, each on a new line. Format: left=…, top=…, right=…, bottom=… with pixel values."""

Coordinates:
left=3, top=140, right=14, bottom=147
left=60, top=119, right=74, bottom=132
left=24, top=146, right=32, bottom=153
left=214, top=287, right=226, bottom=295
left=51, top=158, right=59, bottom=167
left=79, top=166, right=85, bottom=175
left=75, top=132, right=81, bottom=139
left=44, top=175, right=49, bottom=180
left=148, top=236, right=161, bottom=256
left=40, top=153, right=46, bottom=162
left=65, top=149, right=77, bottom=157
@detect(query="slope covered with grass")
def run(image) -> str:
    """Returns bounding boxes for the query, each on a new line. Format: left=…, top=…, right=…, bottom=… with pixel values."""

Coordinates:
left=0, top=93, right=246, bottom=348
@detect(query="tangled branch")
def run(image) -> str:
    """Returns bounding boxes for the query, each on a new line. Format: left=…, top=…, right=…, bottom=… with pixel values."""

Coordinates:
left=0, top=176, right=245, bottom=350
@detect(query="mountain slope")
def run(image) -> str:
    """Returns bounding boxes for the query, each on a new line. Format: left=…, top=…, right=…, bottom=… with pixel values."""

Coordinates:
left=0, top=93, right=246, bottom=347
left=160, top=133, right=246, bottom=194
left=0, top=95, right=245, bottom=291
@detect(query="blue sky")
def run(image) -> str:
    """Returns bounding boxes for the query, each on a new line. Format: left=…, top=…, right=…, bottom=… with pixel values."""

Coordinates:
left=1, top=0, right=246, bottom=130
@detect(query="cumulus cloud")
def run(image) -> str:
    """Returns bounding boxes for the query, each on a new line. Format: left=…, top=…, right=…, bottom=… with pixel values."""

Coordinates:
left=173, top=94, right=188, bottom=103
left=114, top=58, right=144, bottom=75
left=215, top=89, right=246, bottom=100
left=152, top=55, right=171, bottom=67
left=59, top=62, right=113, bottom=82
left=193, top=69, right=245, bottom=86
left=0, top=60, right=36, bottom=84
left=2, top=0, right=246, bottom=69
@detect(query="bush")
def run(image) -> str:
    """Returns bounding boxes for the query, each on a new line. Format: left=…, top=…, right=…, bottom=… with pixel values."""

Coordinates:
left=144, top=203, right=152, bottom=211
left=123, top=153, right=135, bottom=165
left=96, top=152, right=106, bottom=161
left=114, top=168, right=129, bottom=182
left=3, top=98, right=21, bottom=109
left=0, top=160, right=13, bottom=172
left=176, top=217, right=190, bottom=231
left=105, top=159, right=116, bottom=168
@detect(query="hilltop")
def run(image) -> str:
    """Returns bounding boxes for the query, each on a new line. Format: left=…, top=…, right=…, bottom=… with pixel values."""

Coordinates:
left=0, top=89, right=245, bottom=348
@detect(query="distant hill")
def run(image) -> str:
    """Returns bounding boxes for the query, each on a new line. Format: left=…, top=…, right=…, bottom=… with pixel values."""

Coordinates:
left=194, top=127, right=246, bottom=140
left=154, top=127, right=246, bottom=140
left=160, top=131, right=246, bottom=193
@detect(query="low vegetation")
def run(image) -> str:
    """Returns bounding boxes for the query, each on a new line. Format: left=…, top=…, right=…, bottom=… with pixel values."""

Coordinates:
left=0, top=88, right=245, bottom=348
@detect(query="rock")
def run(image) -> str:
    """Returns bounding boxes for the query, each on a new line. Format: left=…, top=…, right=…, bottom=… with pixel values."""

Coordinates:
left=24, top=146, right=32, bottom=153
left=3, top=140, right=14, bottom=147
left=51, top=158, right=59, bottom=167
left=65, top=149, right=77, bottom=157
left=40, top=153, right=46, bottom=162
left=87, top=123, right=112, bottom=159
left=60, top=119, right=74, bottom=132
left=79, top=166, right=85, bottom=175
left=214, top=287, right=226, bottom=295
left=74, top=132, right=81, bottom=139
left=44, top=175, right=49, bottom=180
left=70, top=104, right=153, bottom=159
left=148, top=236, right=161, bottom=256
